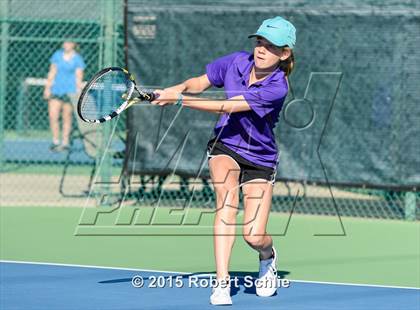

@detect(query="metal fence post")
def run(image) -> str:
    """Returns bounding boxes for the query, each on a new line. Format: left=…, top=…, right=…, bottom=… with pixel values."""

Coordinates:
left=96, top=0, right=117, bottom=204
left=0, top=0, right=10, bottom=169
left=404, top=191, right=417, bottom=221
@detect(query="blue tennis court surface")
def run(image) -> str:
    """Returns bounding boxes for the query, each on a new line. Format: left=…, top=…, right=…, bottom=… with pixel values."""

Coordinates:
left=3, top=139, right=93, bottom=164
left=1, top=261, right=419, bottom=309
left=3, top=138, right=123, bottom=164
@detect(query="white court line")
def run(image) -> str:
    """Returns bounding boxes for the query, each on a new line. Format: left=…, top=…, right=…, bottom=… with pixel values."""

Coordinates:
left=1, top=260, right=419, bottom=290
left=289, top=279, right=420, bottom=291
left=0, top=260, right=189, bottom=275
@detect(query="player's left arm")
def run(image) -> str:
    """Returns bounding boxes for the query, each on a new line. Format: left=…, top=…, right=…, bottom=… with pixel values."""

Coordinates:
left=182, top=95, right=251, bottom=114
left=151, top=91, right=251, bottom=114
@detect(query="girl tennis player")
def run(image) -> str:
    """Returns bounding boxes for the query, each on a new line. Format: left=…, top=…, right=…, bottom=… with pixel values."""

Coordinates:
left=152, top=16, right=296, bottom=305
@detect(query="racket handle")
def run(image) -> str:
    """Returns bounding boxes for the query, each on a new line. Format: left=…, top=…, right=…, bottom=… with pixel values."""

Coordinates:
left=148, top=92, right=160, bottom=102
left=136, top=91, right=159, bottom=102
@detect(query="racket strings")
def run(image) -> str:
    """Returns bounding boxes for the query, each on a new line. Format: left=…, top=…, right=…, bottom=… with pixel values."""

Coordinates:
left=80, top=70, right=134, bottom=122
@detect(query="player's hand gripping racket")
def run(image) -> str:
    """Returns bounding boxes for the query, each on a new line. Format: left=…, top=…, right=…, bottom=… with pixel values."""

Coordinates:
left=77, top=67, right=157, bottom=123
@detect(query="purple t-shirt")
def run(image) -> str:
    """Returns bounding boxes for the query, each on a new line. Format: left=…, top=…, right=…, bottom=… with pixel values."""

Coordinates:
left=206, top=51, right=288, bottom=168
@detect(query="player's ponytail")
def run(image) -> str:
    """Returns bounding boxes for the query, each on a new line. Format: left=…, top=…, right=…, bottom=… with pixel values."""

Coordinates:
left=278, top=48, right=294, bottom=76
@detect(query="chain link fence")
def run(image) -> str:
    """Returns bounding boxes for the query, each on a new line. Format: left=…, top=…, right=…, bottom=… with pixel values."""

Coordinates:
left=0, top=0, right=125, bottom=206
left=0, top=0, right=418, bottom=221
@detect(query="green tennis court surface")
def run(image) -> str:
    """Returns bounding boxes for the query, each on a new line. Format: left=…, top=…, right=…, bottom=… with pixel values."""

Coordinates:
left=1, top=206, right=419, bottom=288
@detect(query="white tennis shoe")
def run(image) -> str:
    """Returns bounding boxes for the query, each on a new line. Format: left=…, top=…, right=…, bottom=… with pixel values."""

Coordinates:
left=210, top=278, right=232, bottom=306
left=256, top=246, right=278, bottom=297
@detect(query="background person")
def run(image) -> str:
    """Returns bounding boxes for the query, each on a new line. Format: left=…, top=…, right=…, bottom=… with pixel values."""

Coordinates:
left=43, top=41, right=85, bottom=152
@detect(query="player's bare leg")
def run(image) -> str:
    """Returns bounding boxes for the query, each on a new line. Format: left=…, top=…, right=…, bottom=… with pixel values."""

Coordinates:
left=209, top=155, right=240, bottom=280
left=208, top=155, right=240, bottom=305
left=242, top=179, right=273, bottom=258
left=48, top=99, right=62, bottom=150
left=242, top=179, right=278, bottom=297
left=61, top=102, right=73, bottom=147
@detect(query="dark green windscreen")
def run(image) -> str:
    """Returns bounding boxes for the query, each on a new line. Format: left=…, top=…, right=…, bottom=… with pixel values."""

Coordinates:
left=126, top=0, right=420, bottom=189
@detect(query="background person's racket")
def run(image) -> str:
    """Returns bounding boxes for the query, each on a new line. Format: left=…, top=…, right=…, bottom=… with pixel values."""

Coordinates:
left=77, top=67, right=157, bottom=123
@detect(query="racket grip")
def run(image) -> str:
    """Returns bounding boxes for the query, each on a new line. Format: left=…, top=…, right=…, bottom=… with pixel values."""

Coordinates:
left=148, top=92, right=160, bottom=102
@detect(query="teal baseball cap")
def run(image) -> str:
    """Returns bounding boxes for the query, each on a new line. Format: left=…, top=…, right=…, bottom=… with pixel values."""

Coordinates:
left=248, top=16, right=296, bottom=49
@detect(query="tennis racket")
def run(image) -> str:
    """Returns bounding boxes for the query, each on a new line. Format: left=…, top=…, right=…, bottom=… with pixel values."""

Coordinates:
left=77, top=67, right=157, bottom=123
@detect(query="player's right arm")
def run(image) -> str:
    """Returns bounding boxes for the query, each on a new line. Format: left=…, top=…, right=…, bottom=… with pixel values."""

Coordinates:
left=164, top=74, right=211, bottom=94
left=43, top=63, right=57, bottom=99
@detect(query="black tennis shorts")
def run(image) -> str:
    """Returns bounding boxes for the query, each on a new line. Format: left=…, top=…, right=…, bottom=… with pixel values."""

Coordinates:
left=207, top=138, right=276, bottom=185
left=50, top=94, right=73, bottom=103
